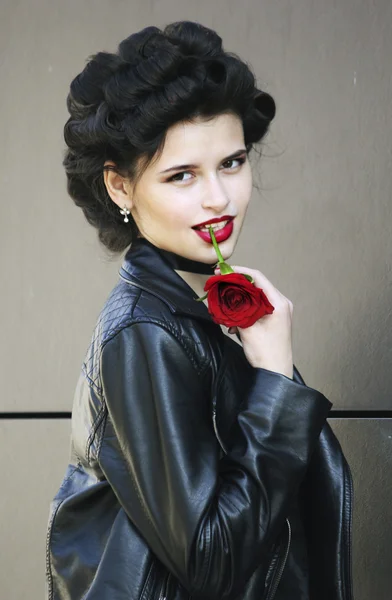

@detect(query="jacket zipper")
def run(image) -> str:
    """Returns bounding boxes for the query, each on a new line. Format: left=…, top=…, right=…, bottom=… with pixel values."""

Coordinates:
left=213, top=400, right=291, bottom=600
left=212, top=405, right=228, bottom=454
left=158, top=571, right=171, bottom=600
left=343, top=461, right=354, bottom=600
left=265, top=518, right=291, bottom=600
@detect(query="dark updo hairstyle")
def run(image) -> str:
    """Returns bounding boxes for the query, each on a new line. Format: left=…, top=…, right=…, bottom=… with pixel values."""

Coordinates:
left=63, top=21, right=276, bottom=256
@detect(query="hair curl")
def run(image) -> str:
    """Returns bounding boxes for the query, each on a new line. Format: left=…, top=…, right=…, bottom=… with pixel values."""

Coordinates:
left=63, top=21, right=276, bottom=256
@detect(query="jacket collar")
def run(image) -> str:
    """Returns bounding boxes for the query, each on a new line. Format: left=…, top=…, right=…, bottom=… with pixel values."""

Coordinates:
left=119, top=237, right=216, bottom=323
left=119, top=237, right=304, bottom=384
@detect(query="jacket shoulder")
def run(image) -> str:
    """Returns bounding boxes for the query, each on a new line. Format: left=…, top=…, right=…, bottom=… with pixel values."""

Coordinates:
left=82, top=278, right=210, bottom=398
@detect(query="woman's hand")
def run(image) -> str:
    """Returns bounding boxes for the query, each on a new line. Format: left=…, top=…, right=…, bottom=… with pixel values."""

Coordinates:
left=215, top=265, right=294, bottom=378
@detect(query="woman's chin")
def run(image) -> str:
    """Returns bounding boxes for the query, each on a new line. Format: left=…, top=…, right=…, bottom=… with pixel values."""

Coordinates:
left=184, top=227, right=237, bottom=263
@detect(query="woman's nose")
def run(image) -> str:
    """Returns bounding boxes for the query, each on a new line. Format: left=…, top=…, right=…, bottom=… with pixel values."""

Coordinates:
left=201, top=179, right=230, bottom=211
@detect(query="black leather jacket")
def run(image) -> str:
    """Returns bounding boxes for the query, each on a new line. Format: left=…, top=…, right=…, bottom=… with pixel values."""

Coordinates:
left=46, top=238, right=353, bottom=600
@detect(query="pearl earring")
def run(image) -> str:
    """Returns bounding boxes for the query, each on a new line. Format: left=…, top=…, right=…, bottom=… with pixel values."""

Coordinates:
left=120, top=205, right=130, bottom=223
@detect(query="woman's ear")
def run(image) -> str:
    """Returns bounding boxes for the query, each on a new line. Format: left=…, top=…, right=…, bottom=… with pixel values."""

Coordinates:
left=103, top=161, right=133, bottom=210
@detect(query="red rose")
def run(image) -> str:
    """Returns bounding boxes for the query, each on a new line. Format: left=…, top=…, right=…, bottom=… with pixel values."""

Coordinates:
left=193, top=224, right=275, bottom=329
left=203, top=272, right=275, bottom=328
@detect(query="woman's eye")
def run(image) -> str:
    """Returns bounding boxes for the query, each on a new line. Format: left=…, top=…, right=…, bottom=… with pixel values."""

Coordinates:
left=169, top=171, right=193, bottom=183
left=222, top=157, right=246, bottom=169
left=167, top=156, right=246, bottom=183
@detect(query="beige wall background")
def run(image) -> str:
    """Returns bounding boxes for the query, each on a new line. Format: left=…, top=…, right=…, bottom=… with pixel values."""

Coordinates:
left=1, top=0, right=391, bottom=598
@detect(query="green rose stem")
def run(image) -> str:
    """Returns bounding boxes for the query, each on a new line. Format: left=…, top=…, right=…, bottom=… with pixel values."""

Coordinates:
left=209, top=225, right=235, bottom=275
left=195, top=225, right=254, bottom=302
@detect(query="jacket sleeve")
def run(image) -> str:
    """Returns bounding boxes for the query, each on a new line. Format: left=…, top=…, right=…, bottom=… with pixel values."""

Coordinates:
left=98, top=320, right=332, bottom=600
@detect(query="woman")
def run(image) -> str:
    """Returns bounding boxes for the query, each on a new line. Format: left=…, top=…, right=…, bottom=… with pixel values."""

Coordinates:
left=46, top=21, right=353, bottom=600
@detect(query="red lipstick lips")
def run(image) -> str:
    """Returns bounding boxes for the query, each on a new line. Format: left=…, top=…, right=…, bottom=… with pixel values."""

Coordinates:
left=192, top=215, right=234, bottom=229
left=192, top=216, right=235, bottom=244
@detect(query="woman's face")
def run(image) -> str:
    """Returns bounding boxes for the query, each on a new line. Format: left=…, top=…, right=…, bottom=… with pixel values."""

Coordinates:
left=105, top=111, right=253, bottom=264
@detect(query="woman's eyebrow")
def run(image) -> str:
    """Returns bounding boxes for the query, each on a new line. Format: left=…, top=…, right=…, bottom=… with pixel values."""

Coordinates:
left=159, top=148, right=247, bottom=174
